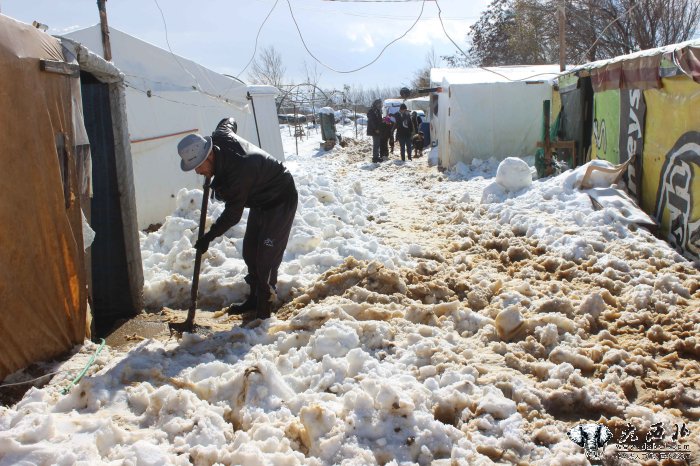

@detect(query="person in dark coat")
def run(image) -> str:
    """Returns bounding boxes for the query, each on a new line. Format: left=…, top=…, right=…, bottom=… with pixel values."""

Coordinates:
left=395, top=104, right=415, bottom=161
left=411, top=111, right=423, bottom=136
left=379, top=116, right=394, bottom=160
left=388, top=114, right=396, bottom=155
left=177, top=118, right=298, bottom=321
left=411, top=131, right=425, bottom=158
left=366, top=99, right=383, bottom=163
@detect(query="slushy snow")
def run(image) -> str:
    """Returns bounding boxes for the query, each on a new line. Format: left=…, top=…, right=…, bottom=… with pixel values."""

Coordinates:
left=1, top=122, right=698, bottom=465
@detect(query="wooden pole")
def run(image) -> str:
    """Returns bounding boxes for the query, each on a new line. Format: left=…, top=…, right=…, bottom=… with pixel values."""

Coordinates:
left=558, top=0, right=566, bottom=72
left=97, top=0, right=112, bottom=61
left=543, top=100, right=552, bottom=175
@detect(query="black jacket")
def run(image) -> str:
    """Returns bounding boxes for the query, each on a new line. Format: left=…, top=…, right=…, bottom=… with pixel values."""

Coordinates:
left=395, top=111, right=414, bottom=138
left=411, top=114, right=422, bottom=131
left=366, top=106, right=382, bottom=136
left=208, top=118, right=296, bottom=238
left=379, top=118, right=394, bottom=139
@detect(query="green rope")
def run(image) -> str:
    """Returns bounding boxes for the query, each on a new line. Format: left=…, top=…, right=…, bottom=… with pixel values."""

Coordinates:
left=61, top=338, right=106, bottom=395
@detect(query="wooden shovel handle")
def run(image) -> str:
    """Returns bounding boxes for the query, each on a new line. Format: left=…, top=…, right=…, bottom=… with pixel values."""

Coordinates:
left=182, top=176, right=212, bottom=328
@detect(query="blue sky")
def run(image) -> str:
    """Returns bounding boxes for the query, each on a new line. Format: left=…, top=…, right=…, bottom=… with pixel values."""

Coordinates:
left=1, top=0, right=491, bottom=90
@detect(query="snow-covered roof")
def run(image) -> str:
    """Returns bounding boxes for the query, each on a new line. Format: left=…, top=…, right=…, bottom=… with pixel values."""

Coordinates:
left=246, top=85, right=280, bottom=96
left=566, top=38, right=700, bottom=74
left=431, top=64, right=561, bottom=86
left=64, top=25, right=251, bottom=104
left=405, top=96, right=429, bottom=103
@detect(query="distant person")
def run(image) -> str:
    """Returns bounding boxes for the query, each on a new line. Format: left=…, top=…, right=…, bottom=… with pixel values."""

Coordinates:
left=367, top=99, right=383, bottom=163
left=379, top=116, right=394, bottom=160
left=411, top=111, right=422, bottom=136
left=412, top=131, right=425, bottom=158
left=389, top=113, right=396, bottom=155
left=177, top=118, right=298, bottom=321
left=395, top=103, right=415, bottom=161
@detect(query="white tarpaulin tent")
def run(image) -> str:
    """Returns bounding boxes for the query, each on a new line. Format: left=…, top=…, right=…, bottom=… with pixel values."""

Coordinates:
left=64, top=26, right=283, bottom=229
left=430, top=65, right=560, bottom=169
left=405, top=96, right=430, bottom=119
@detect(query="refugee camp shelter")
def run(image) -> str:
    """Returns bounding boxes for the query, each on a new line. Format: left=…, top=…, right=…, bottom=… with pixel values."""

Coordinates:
left=0, top=15, right=142, bottom=379
left=430, top=65, right=561, bottom=169
left=405, top=96, right=431, bottom=145
left=405, top=96, right=430, bottom=117
left=64, top=26, right=283, bottom=229
left=559, top=40, right=700, bottom=261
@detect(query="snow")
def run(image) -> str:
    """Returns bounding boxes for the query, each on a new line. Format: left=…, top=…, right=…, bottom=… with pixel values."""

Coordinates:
left=140, top=136, right=410, bottom=309
left=1, top=121, right=699, bottom=465
left=431, top=65, right=561, bottom=85
left=494, top=157, right=532, bottom=193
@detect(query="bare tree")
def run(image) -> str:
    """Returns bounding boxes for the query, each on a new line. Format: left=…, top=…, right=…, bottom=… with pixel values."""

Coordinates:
left=445, top=0, right=700, bottom=66
left=248, top=45, right=286, bottom=89
left=411, top=46, right=442, bottom=89
left=339, top=84, right=400, bottom=107
left=302, top=61, right=323, bottom=88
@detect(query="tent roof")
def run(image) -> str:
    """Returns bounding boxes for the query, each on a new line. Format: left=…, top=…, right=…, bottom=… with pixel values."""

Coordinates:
left=431, top=65, right=561, bottom=86
left=406, top=96, right=429, bottom=103
left=566, top=38, right=700, bottom=74
left=63, top=25, right=277, bottom=105
left=559, top=39, right=700, bottom=92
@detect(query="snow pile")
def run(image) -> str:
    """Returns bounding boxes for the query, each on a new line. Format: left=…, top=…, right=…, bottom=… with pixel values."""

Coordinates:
left=481, top=157, right=532, bottom=203
left=1, top=124, right=698, bottom=465
left=495, top=157, right=532, bottom=192
left=140, top=145, right=412, bottom=308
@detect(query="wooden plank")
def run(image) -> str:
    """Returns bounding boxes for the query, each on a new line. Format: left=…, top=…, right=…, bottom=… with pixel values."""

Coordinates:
left=543, top=100, right=551, bottom=175
left=40, top=60, right=80, bottom=77
left=110, top=82, right=145, bottom=313
left=131, top=128, right=198, bottom=144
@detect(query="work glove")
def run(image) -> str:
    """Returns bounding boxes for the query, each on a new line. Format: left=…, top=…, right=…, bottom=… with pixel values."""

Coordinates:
left=194, top=231, right=215, bottom=255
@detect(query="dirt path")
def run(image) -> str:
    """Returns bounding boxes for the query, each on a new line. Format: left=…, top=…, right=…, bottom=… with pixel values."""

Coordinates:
left=278, top=138, right=700, bottom=461
left=105, top=138, right=700, bottom=462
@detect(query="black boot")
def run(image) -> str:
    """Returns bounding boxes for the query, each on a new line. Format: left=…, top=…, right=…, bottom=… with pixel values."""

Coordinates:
left=256, top=294, right=272, bottom=320
left=226, top=294, right=257, bottom=315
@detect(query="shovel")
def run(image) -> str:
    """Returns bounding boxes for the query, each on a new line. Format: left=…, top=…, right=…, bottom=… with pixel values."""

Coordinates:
left=169, top=176, right=212, bottom=335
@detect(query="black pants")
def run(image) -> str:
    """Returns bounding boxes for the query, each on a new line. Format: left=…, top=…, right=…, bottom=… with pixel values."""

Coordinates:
left=380, top=136, right=390, bottom=158
left=242, top=187, right=298, bottom=314
left=398, top=134, right=413, bottom=161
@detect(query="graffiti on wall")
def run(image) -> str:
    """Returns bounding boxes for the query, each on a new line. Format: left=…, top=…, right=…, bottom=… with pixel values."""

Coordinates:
left=654, top=132, right=700, bottom=261
left=619, top=90, right=646, bottom=199
left=590, top=90, right=619, bottom=163
left=593, top=118, right=607, bottom=155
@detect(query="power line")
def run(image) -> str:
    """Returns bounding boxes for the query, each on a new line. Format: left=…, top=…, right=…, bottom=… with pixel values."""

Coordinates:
left=276, top=0, right=474, bottom=21
left=124, top=81, right=244, bottom=110
left=432, top=0, right=545, bottom=82
left=286, top=0, right=428, bottom=73
left=152, top=0, right=250, bottom=102
left=571, top=0, right=642, bottom=67
left=0, top=371, right=62, bottom=388
left=235, top=0, right=281, bottom=79
left=432, top=0, right=645, bottom=83
left=152, top=0, right=205, bottom=92
left=322, top=0, right=428, bottom=2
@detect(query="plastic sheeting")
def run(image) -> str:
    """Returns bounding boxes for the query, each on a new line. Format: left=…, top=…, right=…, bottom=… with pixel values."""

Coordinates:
left=558, top=40, right=700, bottom=261
left=437, top=80, right=553, bottom=167
left=642, top=77, right=700, bottom=261
left=559, top=77, right=594, bottom=165
left=430, top=65, right=559, bottom=168
left=64, top=26, right=283, bottom=229
left=0, top=14, right=87, bottom=379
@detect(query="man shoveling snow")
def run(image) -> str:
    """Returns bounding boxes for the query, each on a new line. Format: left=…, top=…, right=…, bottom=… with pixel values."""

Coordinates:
left=177, top=118, right=298, bottom=321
